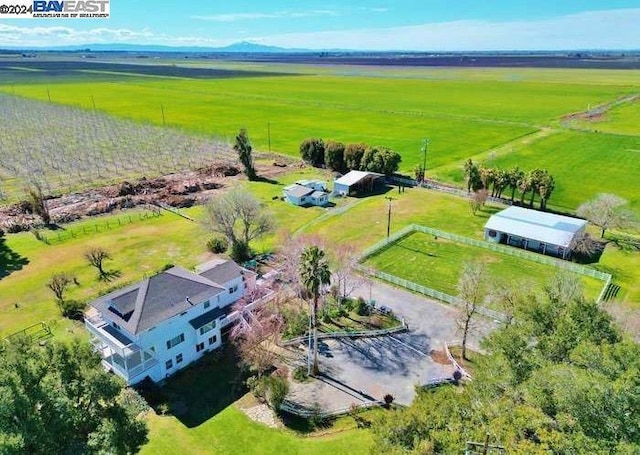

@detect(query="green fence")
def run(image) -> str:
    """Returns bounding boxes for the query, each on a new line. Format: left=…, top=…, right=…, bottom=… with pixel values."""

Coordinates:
left=35, top=210, right=162, bottom=245
left=358, top=224, right=613, bottom=313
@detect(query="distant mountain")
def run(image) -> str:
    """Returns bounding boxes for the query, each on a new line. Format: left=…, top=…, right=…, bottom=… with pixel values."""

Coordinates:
left=10, top=41, right=312, bottom=53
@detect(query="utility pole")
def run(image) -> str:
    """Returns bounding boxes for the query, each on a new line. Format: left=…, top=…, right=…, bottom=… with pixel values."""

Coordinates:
left=421, top=138, right=430, bottom=183
left=160, top=104, right=166, bottom=126
left=385, top=196, right=395, bottom=241
left=90, top=95, right=96, bottom=110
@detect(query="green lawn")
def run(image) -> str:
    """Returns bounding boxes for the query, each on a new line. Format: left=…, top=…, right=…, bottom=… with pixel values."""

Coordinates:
left=363, top=231, right=604, bottom=303
left=137, top=348, right=375, bottom=455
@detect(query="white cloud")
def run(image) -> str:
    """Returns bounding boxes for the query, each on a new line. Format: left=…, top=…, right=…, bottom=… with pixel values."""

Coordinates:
left=0, top=8, right=638, bottom=50
left=192, top=9, right=339, bottom=22
left=256, top=8, right=640, bottom=50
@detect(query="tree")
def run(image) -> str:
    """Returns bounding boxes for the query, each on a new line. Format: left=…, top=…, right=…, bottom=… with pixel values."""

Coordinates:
left=528, top=168, right=546, bottom=208
left=26, top=182, right=50, bottom=225
left=371, top=275, right=639, bottom=454
left=508, top=166, right=524, bottom=203
left=84, top=247, right=112, bottom=280
left=577, top=193, right=636, bottom=238
left=456, top=261, right=485, bottom=361
left=330, top=243, right=364, bottom=302
left=569, top=232, right=605, bottom=261
left=203, top=188, right=274, bottom=263
left=230, top=295, right=283, bottom=378
left=0, top=339, right=148, bottom=454
left=46, top=272, right=72, bottom=303
left=463, top=159, right=483, bottom=192
left=324, top=140, right=345, bottom=172
left=536, top=170, right=555, bottom=210
left=233, top=128, right=257, bottom=181
left=517, top=171, right=533, bottom=205
left=469, top=188, right=488, bottom=216
left=298, top=245, right=331, bottom=375
left=344, top=143, right=367, bottom=171
left=299, top=138, right=325, bottom=167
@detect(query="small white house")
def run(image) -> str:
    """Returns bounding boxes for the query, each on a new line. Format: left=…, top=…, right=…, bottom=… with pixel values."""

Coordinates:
left=283, top=181, right=329, bottom=207
left=484, top=206, right=587, bottom=260
left=85, top=259, right=256, bottom=385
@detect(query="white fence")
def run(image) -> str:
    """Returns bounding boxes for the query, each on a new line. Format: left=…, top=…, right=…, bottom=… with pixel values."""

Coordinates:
left=357, top=224, right=612, bottom=317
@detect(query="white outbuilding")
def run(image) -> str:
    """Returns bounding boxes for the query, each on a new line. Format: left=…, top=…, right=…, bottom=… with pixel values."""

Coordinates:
left=484, top=206, right=587, bottom=260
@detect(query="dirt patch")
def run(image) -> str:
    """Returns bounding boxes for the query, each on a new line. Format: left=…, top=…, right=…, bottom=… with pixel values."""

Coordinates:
left=429, top=349, right=452, bottom=366
left=0, top=158, right=299, bottom=233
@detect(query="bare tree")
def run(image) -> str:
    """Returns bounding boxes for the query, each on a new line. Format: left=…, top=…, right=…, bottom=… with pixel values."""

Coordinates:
left=546, top=272, right=584, bottom=304
left=330, top=243, right=364, bottom=303
left=569, top=232, right=605, bottom=260
left=46, top=272, right=72, bottom=302
left=84, top=247, right=112, bottom=280
left=456, top=262, right=486, bottom=361
left=203, top=188, right=274, bottom=262
left=230, top=296, right=283, bottom=377
left=489, top=278, right=531, bottom=325
left=469, top=188, right=489, bottom=216
left=577, top=193, right=636, bottom=238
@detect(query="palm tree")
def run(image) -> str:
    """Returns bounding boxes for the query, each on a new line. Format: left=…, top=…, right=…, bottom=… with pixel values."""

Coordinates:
left=508, top=166, right=524, bottom=203
left=298, top=245, right=331, bottom=375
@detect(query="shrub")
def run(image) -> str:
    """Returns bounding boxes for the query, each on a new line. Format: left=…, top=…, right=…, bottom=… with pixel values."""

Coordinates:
left=265, top=375, right=289, bottom=409
left=299, top=138, right=325, bottom=167
left=293, top=366, right=309, bottom=383
left=57, top=299, right=86, bottom=320
left=207, top=236, right=229, bottom=254
left=324, top=140, right=345, bottom=172
left=383, top=394, right=394, bottom=408
left=355, top=297, right=369, bottom=316
left=230, top=241, right=251, bottom=263
left=342, top=298, right=356, bottom=312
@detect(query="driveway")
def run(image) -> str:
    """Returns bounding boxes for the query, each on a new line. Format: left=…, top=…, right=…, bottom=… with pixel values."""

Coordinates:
left=286, top=281, right=498, bottom=409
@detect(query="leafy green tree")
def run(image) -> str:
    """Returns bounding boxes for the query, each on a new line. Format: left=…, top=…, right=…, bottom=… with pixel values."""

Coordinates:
left=463, top=159, right=483, bottom=192
left=298, top=245, right=331, bottom=375
left=233, top=128, right=257, bottom=181
left=344, top=143, right=367, bottom=171
left=324, top=140, right=345, bottom=172
left=508, top=166, right=524, bottom=202
left=372, top=273, right=640, bottom=454
left=536, top=170, right=555, bottom=210
left=0, top=339, right=148, bottom=454
left=26, top=182, right=50, bottom=225
left=299, top=138, right=325, bottom=167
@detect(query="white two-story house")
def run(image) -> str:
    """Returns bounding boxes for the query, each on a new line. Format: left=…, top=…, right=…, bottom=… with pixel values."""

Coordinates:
left=85, top=259, right=256, bottom=385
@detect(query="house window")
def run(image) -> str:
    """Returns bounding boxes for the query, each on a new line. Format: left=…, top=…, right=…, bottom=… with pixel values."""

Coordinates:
left=166, top=333, right=185, bottom=350
left=204, top=301, right=210, bottom=309
left=208, top=335, right=217, bottom=346
left=196, top=342, right=205, bottom=352
left=229, top=285, right=238, bottom=294
left=176, top=353, right=183, bottom=364
left=165, top=359, right=173, bottom=370
left=180, top=311, right=187, bottom=316
left=199, top=321, right=216, bottom=335
left=113, top=323, right=120, bottom=330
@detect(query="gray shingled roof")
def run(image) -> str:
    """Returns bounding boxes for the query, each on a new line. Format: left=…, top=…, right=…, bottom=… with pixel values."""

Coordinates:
left=91, top=266, right=226, bottom=335
left=188, top=306, right=228, bottom=329
left=197, top=259, right=243, bottom=286
left=284, top=184, right=314, bottom=198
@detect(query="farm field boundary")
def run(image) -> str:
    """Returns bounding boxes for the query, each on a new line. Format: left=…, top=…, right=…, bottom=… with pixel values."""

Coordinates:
left=357, top=224, right=612, bottom=316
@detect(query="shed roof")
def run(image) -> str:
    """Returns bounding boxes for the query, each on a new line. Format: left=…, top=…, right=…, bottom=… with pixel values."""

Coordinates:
left=284, top=184, right=314, bottom=198
left=334, top=170, right=385, bottom=188
left=485, top=206, right=586, bottom=248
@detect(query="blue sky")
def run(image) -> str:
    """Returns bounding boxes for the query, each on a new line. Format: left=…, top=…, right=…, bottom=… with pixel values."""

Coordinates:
left=1, top=1, right=639, bottom=49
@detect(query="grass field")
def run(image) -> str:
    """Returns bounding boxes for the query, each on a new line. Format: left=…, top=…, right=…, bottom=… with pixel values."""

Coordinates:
left=571, top=98, right=640, bottom=136
left=363, top=231, right=604, bottom=304
left=435, top=129, right=640, bottom=212
left=2, top=63, right=639, bottom=212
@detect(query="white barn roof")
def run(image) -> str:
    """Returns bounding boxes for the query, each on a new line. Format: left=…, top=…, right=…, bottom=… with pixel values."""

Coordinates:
left=485, top=206, right=587, bottom=248
left=334, top=170, right=384, bottom=187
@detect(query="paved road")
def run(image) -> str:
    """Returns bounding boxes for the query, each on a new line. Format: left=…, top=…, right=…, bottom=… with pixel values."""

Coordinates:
left=287, top=281, right=499, bottom=409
